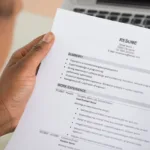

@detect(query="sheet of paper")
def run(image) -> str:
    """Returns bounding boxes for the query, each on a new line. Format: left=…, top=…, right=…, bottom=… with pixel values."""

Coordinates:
left=5, top=9, right=150, bottom=150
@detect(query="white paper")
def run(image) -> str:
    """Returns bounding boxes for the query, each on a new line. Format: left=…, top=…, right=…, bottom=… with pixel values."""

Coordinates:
left=5, top=9, right=150, bottom=150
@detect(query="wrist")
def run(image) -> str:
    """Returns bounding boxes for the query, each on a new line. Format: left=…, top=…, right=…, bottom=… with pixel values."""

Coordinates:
left=0, top=100, right=12, bottom=136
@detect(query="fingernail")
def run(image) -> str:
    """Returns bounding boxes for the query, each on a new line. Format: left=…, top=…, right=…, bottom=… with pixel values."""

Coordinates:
left=42, top=32, right=54, bottom=43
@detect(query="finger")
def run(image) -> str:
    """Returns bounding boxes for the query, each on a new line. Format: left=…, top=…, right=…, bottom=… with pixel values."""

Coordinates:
left=8, top=35, right=44, bottom=66
left=20, top=35, right=45, bottom=54
left=21, top=32, right=55, bottom=73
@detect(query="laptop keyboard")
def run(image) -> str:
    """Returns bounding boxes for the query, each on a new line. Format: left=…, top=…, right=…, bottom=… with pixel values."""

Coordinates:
left=73, top=8, right=150, bottom=29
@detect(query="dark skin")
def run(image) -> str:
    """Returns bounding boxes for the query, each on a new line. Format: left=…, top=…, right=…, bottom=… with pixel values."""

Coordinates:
left=0, top=0, right=55, bottom=136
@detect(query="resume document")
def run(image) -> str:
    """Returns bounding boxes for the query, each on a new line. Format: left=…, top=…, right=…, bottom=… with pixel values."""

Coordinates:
left=5, top=9, right=150, bottom=150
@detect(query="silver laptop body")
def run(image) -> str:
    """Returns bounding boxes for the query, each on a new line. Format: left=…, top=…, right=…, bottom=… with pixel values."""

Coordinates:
left=62, top=0, right=150, bottom=29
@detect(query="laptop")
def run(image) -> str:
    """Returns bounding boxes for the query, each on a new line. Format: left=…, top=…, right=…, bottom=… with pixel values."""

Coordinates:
left=62, top=0, right=150, bottom=29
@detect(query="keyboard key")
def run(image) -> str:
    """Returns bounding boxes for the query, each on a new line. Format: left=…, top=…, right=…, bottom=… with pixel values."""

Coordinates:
left=144, top=19, right=150, bottom=25
left=108, top=16, right=118, bottom=21
left=131, top=18, right=142, bottom=25
left=110, top=12, right=120, bottom=16
left=144, top=19, right=150, bottom=26
left=119, top=17, right=130, bottom=23
left=135, top=14, right=145, bottom=18
left=96, top=15, right=106, bottom=19
left=122, top=13, right=132, bottom=17
left=99, top=11, right=109, bottom=15
left=145, top=26, right=150, bottom=29
left=73, top=8, right=85, bottom=13
left=87, top=10, right=97, bottom=14
left=146, top=16, right=150, bottom=19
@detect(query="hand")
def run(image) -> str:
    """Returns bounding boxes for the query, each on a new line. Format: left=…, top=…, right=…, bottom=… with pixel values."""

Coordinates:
left=0, top=32, right=55, bottom=136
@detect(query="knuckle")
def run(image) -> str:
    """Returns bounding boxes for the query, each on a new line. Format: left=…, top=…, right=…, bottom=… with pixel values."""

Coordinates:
left=32, top=42, right=44, bottom=51
left=16, top=60, right=28, bottom=72
left=7, top=52, right=18, bottom=64
left=12, top=51, right=18, bottom=58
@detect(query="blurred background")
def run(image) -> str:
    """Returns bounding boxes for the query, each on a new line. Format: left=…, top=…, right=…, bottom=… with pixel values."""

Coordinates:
left=0, top=0, right=63, bottom=72
left=23, top=0, right=62, bottom=17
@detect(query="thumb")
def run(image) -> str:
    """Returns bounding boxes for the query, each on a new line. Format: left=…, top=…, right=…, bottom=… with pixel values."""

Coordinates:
left=22, top=32, right=55, bottom=73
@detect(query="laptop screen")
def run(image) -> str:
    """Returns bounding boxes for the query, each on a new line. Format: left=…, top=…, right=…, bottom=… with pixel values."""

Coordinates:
left=97, top=0, right=150, bottom=6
